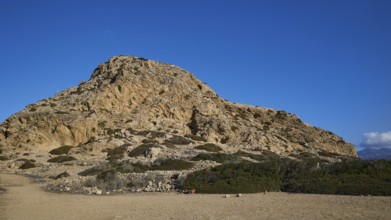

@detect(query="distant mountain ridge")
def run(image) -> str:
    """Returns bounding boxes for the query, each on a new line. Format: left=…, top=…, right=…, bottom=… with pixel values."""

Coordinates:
left=358, top=148, right=391, bottom=160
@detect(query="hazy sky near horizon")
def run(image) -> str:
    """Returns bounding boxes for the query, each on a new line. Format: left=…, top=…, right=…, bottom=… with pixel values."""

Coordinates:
left=0, top=0, right=390, bottom=149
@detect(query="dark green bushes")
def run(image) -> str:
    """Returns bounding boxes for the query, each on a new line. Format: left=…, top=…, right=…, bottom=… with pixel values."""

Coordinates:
left=49, top=145, right=73, bottom=155
left=150, top=159, right=193, bottom=171
left=165, top=135, right=193, bottom=145
left=128, top=144, right=159, bottom=157
left=192, top=153, right=241, bottom=164
left=162, top=142, right=177, bottom=149
left=184, top=162, right=280, bottom=193
left=96, top=169, right=126, bottom=191
left=78, top=161, right=149, bottom=176
left=19, top=161, right=36, bottom=169
left=106, top=144, right=129, bottom=161
left=137, top=130, right=166, bottom=139
left=281, top=159, right=391, bottom=196
left=185, top=134, right=207, bottom=142
left=235, top=150, right=266, bottom=161
left=47, top=155, right=77, bottom=163
left=141, top=139, right=159, bottom=144
left=194, top=143, right=223, bottom=152
left=184, top=157, right=391, bottom=195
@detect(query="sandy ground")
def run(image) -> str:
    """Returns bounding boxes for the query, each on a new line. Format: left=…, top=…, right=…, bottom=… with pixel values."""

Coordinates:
left=0, top=174, right=390, bottom=220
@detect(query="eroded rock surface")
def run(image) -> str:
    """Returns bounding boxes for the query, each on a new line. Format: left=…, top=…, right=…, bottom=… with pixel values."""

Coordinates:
left=0, top=56, right=356, bottom=156
left=0, top=55, right=357, bottom=194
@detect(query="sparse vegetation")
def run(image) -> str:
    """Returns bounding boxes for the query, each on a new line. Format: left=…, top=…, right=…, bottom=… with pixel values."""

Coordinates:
left=128, top=144, right=159, bottom=157
left=137, top=130, right=166, bottom=139
left=185, top=134, right=206, bottom=142
left=235, top=150, right=279, bottom=162
left=98, top=121, right=107, bottom=128
left=52, top=171, right=70, bottom=179
left=79, top=164, right=111, bottom=176
left=184, top=161, right=280, bottom=193
left=47, top=155, right=77, bottom=163
left=19, top=161, right=36, bottom=169
left=194, top=143, right=222, bottom=152
left=184, top=157, right=391, bottom=196
left=192, top=153, right=241, bottom=164
left=49, top=145, right=73, bottom=155
left=141, top=139, right=159, bottom=144
left=150, top=159, right=193, bottom=171
left=165, top=135, right=193, bottom=145
left=107, top=128, right=121, bottom=136
left=162, top=141, right=177, bottom=149
left=96, top=169, right=126, bottom=191
left=106, top=144, right=130, bottom=161
left=281, top=158, right=391, bottom=196
left=54, top=111, right=69, bottom=114
left=234, top=150, right=264, bottom=161
left=318, top=150, right=340, bottom=158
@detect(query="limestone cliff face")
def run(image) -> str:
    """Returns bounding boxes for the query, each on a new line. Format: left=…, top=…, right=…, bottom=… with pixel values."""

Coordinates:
left=0, top=56, right=357, bottom=157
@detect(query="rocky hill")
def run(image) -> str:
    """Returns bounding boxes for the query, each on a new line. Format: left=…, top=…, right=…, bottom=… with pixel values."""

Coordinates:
left=0, top=55, right=357, bottom=194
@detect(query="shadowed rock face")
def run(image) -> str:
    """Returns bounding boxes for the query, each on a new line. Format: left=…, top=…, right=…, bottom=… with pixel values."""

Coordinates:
left=0, top=56, right=357, bottom=157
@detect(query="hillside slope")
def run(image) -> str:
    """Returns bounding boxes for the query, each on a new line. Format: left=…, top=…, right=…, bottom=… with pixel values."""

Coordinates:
left=0, top=56, right=356, bottom=157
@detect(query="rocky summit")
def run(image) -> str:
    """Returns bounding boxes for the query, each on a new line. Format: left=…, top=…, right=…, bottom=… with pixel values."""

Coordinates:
left=0, top=55, right=357, bottom=194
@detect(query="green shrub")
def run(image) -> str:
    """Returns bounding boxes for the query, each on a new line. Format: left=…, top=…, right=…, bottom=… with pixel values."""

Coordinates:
left=162, top=141, right=177, bottom=149
left=234, top=151, right=265, bottom=161
left=129, top=162, right=150, bottom=173
left=52, top=171, right=71, bottom=179
left=185, top=134, right=207, bottom=142
left=150, top=159, right=193, bottom=170
left=47, top=155, right=77, bottom=163
left=112, top=160, right=149, bottom=173
left=318, top=150, right=341, bottom=158
left=194, top=143, right=222, bottom=152
left=96, top=169, right=126, bottom=191
left=137, top=130, right=166, bottom=139
left=184, top=162, right=280, bottom=193
left=79, top=161, right=150, bottom=176
left=106, top=144, right=129, bottom=161
left=16, top=158, right=36, bottom=162
left=79, top=164, right=110, bottom=176
left=107, top=128, right=121, bottom=136
left=165, top=135, right=193, bottom=145
left=141, top=139, right=159, bottom=144
left=184, top=157, right=391, bottom=195
left=19, top=161, right=36, bottom=169
left=49, top=145, right=73, bottom=155
left=128, top=144, right=159, bottom=157
left=280, top=158, right=391, bottom=196
left=192, top=153, right=241, bottom=164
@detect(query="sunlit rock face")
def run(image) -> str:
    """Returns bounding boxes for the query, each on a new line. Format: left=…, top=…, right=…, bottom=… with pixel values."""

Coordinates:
left=0, top=55, right=357, bottom=157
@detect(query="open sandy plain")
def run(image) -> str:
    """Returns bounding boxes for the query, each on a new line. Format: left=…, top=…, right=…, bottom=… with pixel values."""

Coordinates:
left=0, top=174, right=390, bottom=220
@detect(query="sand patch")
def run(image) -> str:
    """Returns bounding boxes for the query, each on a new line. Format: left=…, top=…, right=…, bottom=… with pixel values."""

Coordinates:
left=0, top=174, right=390, bottom=220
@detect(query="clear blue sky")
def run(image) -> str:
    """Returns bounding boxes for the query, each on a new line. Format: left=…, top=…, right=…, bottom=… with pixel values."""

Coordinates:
left=1, top=0, right=390, bottom=150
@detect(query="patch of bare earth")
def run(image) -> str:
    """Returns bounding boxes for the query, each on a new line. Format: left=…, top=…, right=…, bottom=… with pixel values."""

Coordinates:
left=0, top=174, right=390, bottom=220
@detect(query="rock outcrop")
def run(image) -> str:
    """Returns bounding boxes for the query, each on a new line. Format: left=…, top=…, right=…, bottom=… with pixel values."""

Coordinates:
left=0, top=55, right=356, bottom=157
